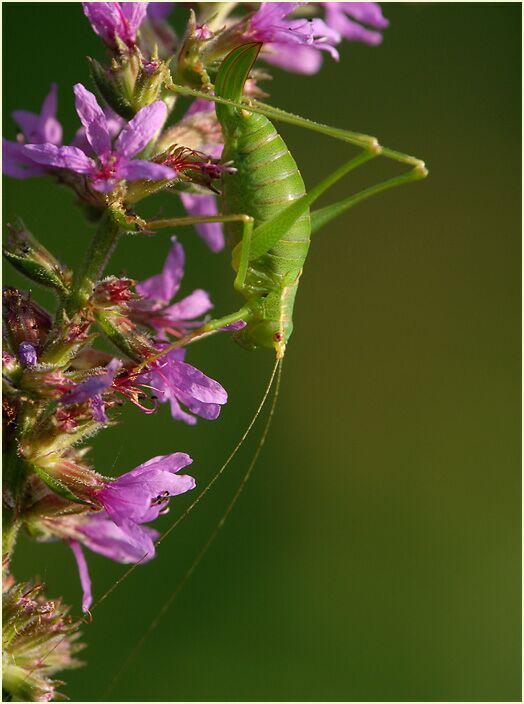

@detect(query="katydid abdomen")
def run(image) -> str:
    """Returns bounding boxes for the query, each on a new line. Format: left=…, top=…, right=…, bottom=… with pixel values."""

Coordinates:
left=220, top=109, right=310, bottom=355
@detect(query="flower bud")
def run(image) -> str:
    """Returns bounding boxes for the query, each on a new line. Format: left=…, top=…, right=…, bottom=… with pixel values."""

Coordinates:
left=133, top=55, right=167, bottom=111
left=174, top=10, right=213, bottom=89
left=89, top=50, right=172, bottom=120
left=3, top=580, right=84, bottom=703
left=88, top=55, right=136, bottom=120
left=29, top=453, right=104, bottom=507
left=3, top=221, right=70, bottom=294
left=38, top=309, right=96, bottom=369
left=93, top=276, right=137, bottom=307
left=95, top=309, right=157, bottom=362
left=2, top=287, right=52, bottom=353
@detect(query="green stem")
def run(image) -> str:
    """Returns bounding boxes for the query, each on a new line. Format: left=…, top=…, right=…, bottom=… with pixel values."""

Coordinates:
left=66, top=210, right=122, bottom=317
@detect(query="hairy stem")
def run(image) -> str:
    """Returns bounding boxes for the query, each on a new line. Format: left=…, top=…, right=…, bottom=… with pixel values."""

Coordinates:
left=66, top=210, right=122, bottom=317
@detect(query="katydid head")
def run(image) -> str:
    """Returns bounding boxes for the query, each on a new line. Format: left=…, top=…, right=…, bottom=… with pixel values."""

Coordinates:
left=233, top=317, right=290, bottom=358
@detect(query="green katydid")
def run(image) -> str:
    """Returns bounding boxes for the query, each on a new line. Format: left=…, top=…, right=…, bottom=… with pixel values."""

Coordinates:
left=133, top=42, right=427, bottom=372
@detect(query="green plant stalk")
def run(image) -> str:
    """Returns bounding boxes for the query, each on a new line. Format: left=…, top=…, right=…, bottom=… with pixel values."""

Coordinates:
left=66, top=209, right=122, bottom=317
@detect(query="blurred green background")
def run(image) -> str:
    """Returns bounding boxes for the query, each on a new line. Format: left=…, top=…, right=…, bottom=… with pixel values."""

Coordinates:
left=3, top=3, right=521, bottom=701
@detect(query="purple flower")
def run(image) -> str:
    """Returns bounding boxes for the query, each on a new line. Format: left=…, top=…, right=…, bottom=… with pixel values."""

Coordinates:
left=68, top=452, right=195, bottom=610
left=140, top=348, right=228, bottom=425
left=18, top=341, right=37, bottom=367
left=71, top=104, right=125, bottom=155
left=60, top=358, right=121, bottom=422
left=98, top=453, right=195, bottom=527
left=3, top=83, right=62, bottom=179
left=249, top=3, right=341, bottom=75
left=82, top=2, right=149, bottom=49
left=323, top=3, right=389, bottom=45
left=132, top=236, right=213, bottom=337
left=25, top=84, right=175, bottom=193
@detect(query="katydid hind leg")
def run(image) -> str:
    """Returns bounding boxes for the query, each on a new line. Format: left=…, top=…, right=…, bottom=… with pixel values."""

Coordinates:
left=165, top=78, right=427, bottom=172
left=310, top=168, right=428, bottom=236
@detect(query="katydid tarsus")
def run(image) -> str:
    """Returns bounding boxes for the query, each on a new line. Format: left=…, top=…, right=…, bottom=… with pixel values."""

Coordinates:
left=92, top=42, right=429, bottom=693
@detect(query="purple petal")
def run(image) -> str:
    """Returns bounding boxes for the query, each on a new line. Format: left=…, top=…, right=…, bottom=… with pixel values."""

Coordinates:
left=147, top=2, right=175, bottom=20
left=90, top=176, right=120, bottom=192
left=117, top=158, right=175, bottom=181
left=162, top=289, right=213, bottom=322
left=116, top=101, right=167, bottom=158
left=251, top=2, right=303, bottom=28
left=11, top=110, right=40, bottom=142
left=41, top=82, right=58, bottom=121
left=263, top=43, right=324, bottom=74
left=180, top=192, right=224, bottom=252
left=137, top=236, right=185, bottom=303
left=82, top=2, right=122, bottom=46
left=186, top=98, right=217, bottom=116
left=79, top=513, right=158, bottom=563
left=169, top=395, right=198, bottom=425
left=334, top=2, right=389, bottom=29
left=60, top=359, right=121, bottom=405
left=128, top=452, right=193, bottom=478
left=24, top=144, right=95, bottom=174
left=69, top=540, right=93, bottom=612
left=74, top=84, right=111, bottom=157
left=177, top=395, right=222, bottom=420
left=120, top=2, right=149, bottom=33
left=90, top=394, right=108, bottom=423
left=18, top=341, right=37, bottom=367
left=324, top=6, right=382, bottom=44
left=169, top=360, right=228, bottom=405
left=221, top=320, right=247, bottom=332
left=41, top=83, right=62, bottom=144
left=2, top=139, right=47, bottom=178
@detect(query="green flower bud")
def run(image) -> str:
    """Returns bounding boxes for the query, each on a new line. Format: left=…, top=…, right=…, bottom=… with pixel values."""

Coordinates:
left=3, top=221, right=71, bottom=294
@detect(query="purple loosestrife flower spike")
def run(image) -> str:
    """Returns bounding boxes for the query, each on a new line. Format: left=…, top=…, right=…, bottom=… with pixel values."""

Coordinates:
left=18, top=341, right=38, bottom=367
left=24, top=85, right=175, bottom=192
left=133, top=236, right=213, bottom=336
left=82, top=2, right=149, bottom=49
left=323, top=2, right=389, bottom=45
left=3, top=83, right=62, bottom=178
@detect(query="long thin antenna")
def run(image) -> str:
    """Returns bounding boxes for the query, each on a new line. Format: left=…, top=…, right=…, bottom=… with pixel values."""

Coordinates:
left=21, top=358, right=281, bottom=688
left=103, top=359, right=283, bottom=699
